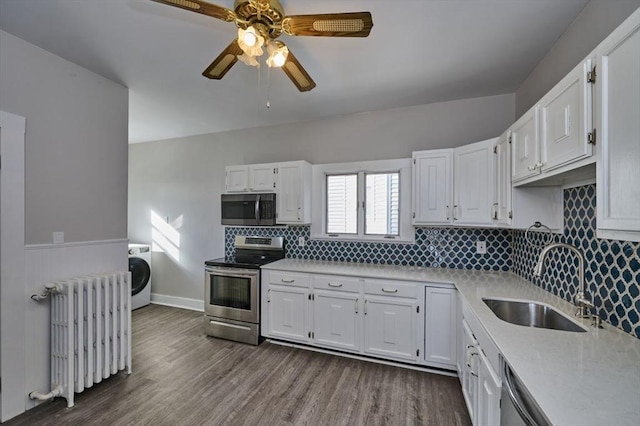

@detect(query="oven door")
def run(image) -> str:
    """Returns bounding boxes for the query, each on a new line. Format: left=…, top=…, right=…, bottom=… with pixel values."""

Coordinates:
left=204, top=266, right=259, bottom=323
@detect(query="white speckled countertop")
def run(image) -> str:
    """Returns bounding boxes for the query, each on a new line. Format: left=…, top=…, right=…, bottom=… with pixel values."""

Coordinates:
left=263, top=259, right=640, bottom=426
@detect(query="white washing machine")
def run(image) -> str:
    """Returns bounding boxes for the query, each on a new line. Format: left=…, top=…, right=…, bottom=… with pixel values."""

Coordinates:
left=128, top=243, right=152, bottom=310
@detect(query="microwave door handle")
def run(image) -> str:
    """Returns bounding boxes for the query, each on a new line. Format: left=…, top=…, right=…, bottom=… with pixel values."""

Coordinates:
left=255, top=194, right=261, bottom=225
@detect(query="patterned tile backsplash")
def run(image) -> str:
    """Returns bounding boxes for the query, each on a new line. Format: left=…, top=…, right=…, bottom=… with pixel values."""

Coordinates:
left=226, top=184, right=639, bottom=338
left=226, top=226, right=512, bottom=270
left=512, top=184, right=640, bottom=339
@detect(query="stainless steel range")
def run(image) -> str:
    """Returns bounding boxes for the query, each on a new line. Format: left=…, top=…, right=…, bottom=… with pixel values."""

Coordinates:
left=203, top=236, right=284, bottom=345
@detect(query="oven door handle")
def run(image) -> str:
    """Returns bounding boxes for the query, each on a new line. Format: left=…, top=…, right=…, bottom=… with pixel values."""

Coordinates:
left=205, top=268, right=258, bottom=279
left=255, top=194, right=261, bottom=225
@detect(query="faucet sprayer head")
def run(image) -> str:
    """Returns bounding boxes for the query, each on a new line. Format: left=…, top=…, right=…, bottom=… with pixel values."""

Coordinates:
left=533, top=259, right=545, bottom=277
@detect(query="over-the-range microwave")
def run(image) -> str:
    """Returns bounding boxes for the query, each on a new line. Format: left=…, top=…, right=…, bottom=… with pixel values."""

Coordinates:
left=221, top=193, right=277, bottom=226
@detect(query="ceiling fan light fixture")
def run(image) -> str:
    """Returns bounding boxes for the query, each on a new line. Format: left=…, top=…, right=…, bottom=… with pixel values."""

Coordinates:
left=237, top=52, right=260, bottom=67
left=266, top=41, right=289, bottom=68
left=237, top=26, right=264, bottom=57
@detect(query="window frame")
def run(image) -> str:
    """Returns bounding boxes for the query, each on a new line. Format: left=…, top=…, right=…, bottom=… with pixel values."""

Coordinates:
left=311, top=159, right=414, bottom=243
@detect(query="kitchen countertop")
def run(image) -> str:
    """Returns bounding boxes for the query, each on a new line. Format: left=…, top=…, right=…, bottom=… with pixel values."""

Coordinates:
left=263, top=259, right=640, bottom=426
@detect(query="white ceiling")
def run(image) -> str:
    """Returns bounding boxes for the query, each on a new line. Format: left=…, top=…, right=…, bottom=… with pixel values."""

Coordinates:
left=0, top=0, right=589, bottom=143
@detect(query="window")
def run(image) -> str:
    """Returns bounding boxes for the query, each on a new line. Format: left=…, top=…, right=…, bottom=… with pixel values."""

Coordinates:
left=365, top=172, right=399, bottom=236
left=312, top=159, right=413, bottom=243
left=326, top=174, right=358, bottom=234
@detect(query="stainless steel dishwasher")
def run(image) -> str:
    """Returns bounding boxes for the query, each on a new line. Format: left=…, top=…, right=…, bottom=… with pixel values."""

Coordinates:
left=501, top=361, right=550, bottom=426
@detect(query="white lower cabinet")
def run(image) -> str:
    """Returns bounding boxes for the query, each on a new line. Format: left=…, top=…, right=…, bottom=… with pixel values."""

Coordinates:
left=312, top=289, right=360, bottom=352
left=461, top=320, right=479, bottom=424
left=363, top=295, right=417, bottom=362
left=263, top=270, right=462, bottom=369
left=477, top=350, right=501, bottom=426
left=424, top=287, right=457, bottom=368
left=266, top=284, right=310, bottom=343
left=460, top=305, right=501, bottom=426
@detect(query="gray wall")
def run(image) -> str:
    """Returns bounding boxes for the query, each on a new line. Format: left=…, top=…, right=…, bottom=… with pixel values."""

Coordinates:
left=516, top=0, right=640, bottom=117
left=129, top=94, right=514, bottom=301
left=0, top=30, right=129, bottom=245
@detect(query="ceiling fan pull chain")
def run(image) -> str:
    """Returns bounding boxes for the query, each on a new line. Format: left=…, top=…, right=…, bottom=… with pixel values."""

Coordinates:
left=266, top=66, right=271, bottom=109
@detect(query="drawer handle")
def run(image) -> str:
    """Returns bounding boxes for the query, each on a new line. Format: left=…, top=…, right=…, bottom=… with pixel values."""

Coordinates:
left=381, top=288, right=398, bottom=293
left=328, top=282, right=343, bottom=288
left=281, top=278, right=295, bottom=283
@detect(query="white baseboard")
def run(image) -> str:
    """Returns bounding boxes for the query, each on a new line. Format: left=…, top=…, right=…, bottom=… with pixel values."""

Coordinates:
left=150, top=293, right=204, bottom=312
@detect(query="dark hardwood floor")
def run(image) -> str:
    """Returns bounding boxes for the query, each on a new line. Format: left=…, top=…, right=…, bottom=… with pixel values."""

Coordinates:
left=6, top=304, right=471, bottom=426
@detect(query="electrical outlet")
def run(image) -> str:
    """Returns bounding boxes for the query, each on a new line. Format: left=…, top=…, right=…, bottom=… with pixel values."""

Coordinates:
left=298, top=236, right=305, bottom=247
left=476, top=240, right=487, bottom=254
left=53, top=232, right=64, bottom=244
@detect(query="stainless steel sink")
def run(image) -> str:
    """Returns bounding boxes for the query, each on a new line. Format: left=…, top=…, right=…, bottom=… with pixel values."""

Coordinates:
left=482, top=298, right=587, bottom=332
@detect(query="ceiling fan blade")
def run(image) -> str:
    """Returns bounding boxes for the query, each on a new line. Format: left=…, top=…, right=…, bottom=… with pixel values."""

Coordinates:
left=281, top=12, right=373, bottom=37
left=202, top=39, right=243, bottom=79
left=280, top=47, right=316, bottom=92
left=151, top=0, right=236, bottom=22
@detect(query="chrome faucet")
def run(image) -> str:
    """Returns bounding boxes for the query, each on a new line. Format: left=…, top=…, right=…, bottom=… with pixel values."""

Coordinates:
left=533, top=243, right=595, bottom=318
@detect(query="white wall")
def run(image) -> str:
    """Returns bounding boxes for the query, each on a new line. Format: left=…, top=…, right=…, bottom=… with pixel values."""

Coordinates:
left=0, top=30, right=129, bottom=245
left=516, top=0, right=640, bottom=117
left=0, top=31, right=128, bottom=419
left=128, top=94, right=514, bottom=303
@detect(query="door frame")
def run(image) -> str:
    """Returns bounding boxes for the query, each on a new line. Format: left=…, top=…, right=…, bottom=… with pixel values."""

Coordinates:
left=1, top=110, right=26, bottom=421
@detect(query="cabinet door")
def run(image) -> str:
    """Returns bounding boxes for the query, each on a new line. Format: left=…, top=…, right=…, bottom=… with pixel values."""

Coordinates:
left=540, top=59, right=593, bottom=172
left=276, top=162, right=307, bottom=224
left=461, top=320, right=478, bottom=424
left=477, top=351, right=501, bottom=426
left=312, top=290, right=360, bottom=352
left=225, top=166, right=249, bottom=192
left=266, top=285, right=309, bottom=343
left=511, top=106, right=540, bottom=182
left=454, top=139, right=496, bottom=225
left=412, top=149, right=453, bottom=224
left=495, top=130, right=512, bottom=226
left=364, top=296, right=417, bottom=362
left=424, top=287, right=457, bottom=368
left=456, top=293, right=464, bottom=378
left=596, top=11, right=640, bottom=240
left=249, top=164, right=275, bottom=191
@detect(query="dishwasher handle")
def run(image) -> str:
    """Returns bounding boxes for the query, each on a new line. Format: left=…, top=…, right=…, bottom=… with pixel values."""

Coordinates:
left=503, top=363, right=538, bottom=426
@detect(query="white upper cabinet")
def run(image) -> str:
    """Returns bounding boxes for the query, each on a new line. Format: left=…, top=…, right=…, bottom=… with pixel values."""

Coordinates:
left=511, top=106, right=540, bottom=182
left=225, top=163, right=275, bottom=192
left=494, top=130, right=512, bottom=226
left=454, top=139, right=496, bottom=225
left=249, top=164, right=276, bottom=191
left=275, top=161, right=312, bottom=224
left=596, top=9, right=640, bottom=242
left=539, top=59, right=593, bottom=172
left=412, top=149, right=453, bottom=224
left=513, top=59, right=596, bottom=186
left=413, top=140, right=496, bottom=226
left=225, top=165, right=250, bottom=192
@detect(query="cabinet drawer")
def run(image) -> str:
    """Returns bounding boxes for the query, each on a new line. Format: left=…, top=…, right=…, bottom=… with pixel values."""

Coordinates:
left=462, top=299, right=500, bottom=374
left=313, top=275, right=360, bottom=293
left=267, top=271, right=311, bottom=288
left=364, top=280, right=417, bottom=298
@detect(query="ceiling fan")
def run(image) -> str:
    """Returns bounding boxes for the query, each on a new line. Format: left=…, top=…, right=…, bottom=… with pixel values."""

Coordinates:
left=151, top=0, right=373, bottom=92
